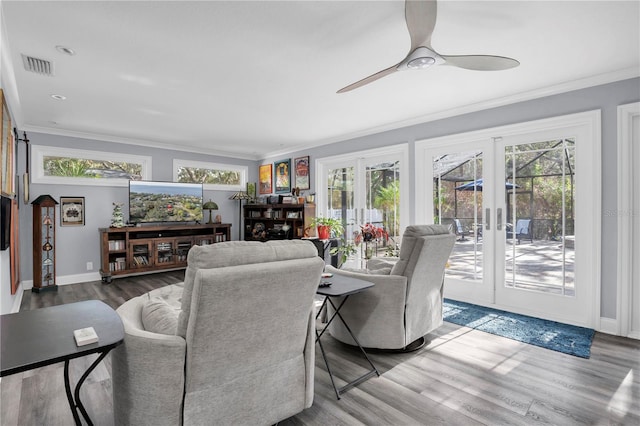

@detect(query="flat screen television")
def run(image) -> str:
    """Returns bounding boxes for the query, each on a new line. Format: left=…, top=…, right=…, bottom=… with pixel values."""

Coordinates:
left=1, top=196, right=11, bottom=251
left=129, top=181, right=203, bottom=224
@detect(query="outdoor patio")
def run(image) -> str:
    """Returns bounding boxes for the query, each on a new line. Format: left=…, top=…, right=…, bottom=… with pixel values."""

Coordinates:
left=446, top=237, right=575, bottom=296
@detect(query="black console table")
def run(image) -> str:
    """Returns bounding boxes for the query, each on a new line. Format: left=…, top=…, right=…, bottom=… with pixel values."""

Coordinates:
left=1, top=300, right=124, bottom=425
left=316, top=274, right=380, bottom=399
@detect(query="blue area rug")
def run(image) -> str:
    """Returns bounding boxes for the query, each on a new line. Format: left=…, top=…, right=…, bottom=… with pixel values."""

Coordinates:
left=443, top=299, right=595, bottom=358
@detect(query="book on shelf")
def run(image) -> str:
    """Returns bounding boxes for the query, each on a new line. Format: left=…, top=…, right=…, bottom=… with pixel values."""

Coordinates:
left=133, top=255, right=149, bottom=266
left=73, top=326, right=99, bottom=346
left=108, top=240, right=126, bottom=251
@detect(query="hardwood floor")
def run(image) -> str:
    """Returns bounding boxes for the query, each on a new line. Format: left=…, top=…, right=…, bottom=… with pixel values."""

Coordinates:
left=2, top=271, right=639, bottom=425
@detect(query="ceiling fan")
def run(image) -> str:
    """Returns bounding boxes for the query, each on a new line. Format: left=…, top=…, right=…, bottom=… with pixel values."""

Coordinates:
left=337, top=0, right=519, bottom=93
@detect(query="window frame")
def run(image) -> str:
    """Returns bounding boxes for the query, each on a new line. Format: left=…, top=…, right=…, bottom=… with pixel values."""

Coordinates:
left=173, top=159, right=247, bottom=191
left=31, top=145, right=152, bottom=187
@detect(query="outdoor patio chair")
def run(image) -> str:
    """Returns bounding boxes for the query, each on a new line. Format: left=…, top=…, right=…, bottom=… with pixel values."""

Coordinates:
left=453, top=219, right=467, bottom=241
left=506, top=219, right=533, bottom=244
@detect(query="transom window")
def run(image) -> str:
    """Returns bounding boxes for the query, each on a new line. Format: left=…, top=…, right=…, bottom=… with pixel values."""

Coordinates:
left=32, top=145, right=152, bottom=187
left=173, top=159, right=247, bottom=191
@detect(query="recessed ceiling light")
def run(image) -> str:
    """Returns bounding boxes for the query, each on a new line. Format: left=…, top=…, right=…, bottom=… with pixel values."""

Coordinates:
left=55, top=45, right=76, bottom=56
left=50, top=94, right=66, bottom=100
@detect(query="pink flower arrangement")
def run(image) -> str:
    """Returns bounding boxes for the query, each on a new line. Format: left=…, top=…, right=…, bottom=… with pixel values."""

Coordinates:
left=353, top=223, right=389, bottom=245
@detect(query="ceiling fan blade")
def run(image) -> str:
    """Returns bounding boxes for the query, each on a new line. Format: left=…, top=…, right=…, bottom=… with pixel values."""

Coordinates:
left=406, top=0, right=437, bottom=50
left=337, top=64, right=400, bottom=94
left=442, top=54, right=520, bottom=71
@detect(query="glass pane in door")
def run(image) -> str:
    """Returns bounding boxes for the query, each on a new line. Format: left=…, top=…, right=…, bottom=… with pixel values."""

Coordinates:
left=433, top=151, right=484, bottom=281
left=156, top=241, right=175, bottom=265
left=364, top=160, right=400, bottom=256
left=504, top=139, right=575, bottom=295
left=327, top=165, right=355, bottom=240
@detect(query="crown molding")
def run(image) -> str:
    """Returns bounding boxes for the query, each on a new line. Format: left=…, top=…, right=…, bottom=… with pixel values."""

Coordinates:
left=21, top=125, right=261, bottom=161
left=20, top=67, right=639, bottom=163
left=262, top=67, right=640, bottom=160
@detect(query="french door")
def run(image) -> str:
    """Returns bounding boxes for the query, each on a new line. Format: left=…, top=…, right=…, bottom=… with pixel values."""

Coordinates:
left=316, top=145, right=409, bottom=264
left=417, top=112, right=600, bottom=327
left=429, top=139, right=495, bottom=305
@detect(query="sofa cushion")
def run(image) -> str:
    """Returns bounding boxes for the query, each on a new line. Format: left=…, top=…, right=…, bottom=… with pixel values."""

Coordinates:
left=146, top=282, right=183, bottom=308
left=142, top=297, right=180, bottom=335
left=176, top=240, right=319, bottom=337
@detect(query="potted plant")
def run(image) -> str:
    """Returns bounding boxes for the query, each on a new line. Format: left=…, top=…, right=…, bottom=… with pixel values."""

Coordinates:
left=353, top=223, right=389, bottom=259
left=353, top=223, right=389, bottom=245
left=330, top=237, right=357, bottom=268
left=310, top=216, right=344, bottom=240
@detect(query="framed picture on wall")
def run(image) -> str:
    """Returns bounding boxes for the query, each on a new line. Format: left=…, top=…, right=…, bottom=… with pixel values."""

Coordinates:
left=294, top=156, right=310, bottom=190
left=274, top=159, right=291, bottom=194
left=60, top=197, right=85, bottom=226
left=1, top=89, right=15, bottom=196
left=246, top=182, right=256, bottom=200
left=259, top=164, right=272, bottom=194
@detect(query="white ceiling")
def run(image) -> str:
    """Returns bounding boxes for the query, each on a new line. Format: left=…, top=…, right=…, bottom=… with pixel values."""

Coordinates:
left=2, top=1, right=639, bottom=160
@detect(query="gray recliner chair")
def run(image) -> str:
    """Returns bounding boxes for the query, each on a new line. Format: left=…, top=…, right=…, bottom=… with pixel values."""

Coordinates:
left=324, top=225, right=455, bottom=351
left=111, top=240, right=324, bottom=426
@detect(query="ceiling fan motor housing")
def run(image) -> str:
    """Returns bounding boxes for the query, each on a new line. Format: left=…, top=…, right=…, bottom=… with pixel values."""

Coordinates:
left=398, top=46, right=446, bottom=70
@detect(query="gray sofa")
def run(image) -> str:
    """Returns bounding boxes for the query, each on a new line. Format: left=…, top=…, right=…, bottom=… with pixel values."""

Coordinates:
left=111, top=240, right=325, bottom=426
left=325, top=225, right=456, bottom=350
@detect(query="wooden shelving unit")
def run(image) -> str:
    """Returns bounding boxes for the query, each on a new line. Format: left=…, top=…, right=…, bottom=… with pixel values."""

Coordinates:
left=243, top=203, right=315, bottom=241
left=99, top=223, right=231, bottom=283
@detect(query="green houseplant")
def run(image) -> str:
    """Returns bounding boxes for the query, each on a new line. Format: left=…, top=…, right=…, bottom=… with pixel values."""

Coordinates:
left=310, top=216, right=344, bottom=240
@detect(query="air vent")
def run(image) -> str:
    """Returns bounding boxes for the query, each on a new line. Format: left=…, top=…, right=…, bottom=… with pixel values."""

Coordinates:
left=21, top=54, right=54, bottom=76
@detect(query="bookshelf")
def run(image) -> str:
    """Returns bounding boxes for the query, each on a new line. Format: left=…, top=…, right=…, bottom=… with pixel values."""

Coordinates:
left=243, top=203, right=315, bottom=241
left=99, top=223, right=231, bottom=283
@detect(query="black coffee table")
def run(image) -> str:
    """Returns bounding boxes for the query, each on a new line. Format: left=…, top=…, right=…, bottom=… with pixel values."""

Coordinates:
left=1, top=300, right=124, bottom=426
left=316, top=274, right=380, bottom=399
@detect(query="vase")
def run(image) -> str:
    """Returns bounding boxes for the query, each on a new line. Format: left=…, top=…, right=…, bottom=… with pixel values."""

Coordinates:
left=364, top=244, right=374, bottom=259
left=317, top=225, right=330, bottom=240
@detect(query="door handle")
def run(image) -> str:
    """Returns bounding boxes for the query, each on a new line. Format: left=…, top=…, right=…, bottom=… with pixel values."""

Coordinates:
left=485, top=208, right=490, bottom=231
left=497, top=208, right=503, bottom=231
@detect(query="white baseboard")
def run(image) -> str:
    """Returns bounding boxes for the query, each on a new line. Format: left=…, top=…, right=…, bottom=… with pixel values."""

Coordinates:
left=11, top=284, right=24, bottom=313
left=20, top=272, right=102, bottom=291
left=627, top=331, right=640, bottom=340
left=597, top=317, right=619, bottom=335
left=57, top=272, right=102, bottom=285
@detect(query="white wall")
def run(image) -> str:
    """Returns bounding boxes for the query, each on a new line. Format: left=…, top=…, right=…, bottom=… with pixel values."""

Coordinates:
left=264, top=77, right=640, bottom=321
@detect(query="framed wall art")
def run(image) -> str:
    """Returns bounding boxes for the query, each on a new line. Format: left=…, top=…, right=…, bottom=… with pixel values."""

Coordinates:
left=259, top=164, right=272, bottom=194
left=274, top=159, right=291, bottom=194
left=294, top=156, right=310, bottom=190
left=60, top=196, right=85, bottom=226
left=1, top=89, right=15, bottom=196
left=246, top=182, right=256, bottom=201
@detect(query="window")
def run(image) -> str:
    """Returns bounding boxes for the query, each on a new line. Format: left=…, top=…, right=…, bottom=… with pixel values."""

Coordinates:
left=316, top=144, right=409, bottom=267
left=173, top=159, right=247, bottom=191
left=32, top=145, right=152, bottom=187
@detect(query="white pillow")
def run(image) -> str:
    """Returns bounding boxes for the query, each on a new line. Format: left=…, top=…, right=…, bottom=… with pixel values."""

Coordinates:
left=141, top=297, right=179, bottom=335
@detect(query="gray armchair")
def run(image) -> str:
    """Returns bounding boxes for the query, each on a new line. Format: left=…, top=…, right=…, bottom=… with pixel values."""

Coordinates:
left=324, top=225, right=455, bottom=351
left=111, top=240, right=325, bottom=426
